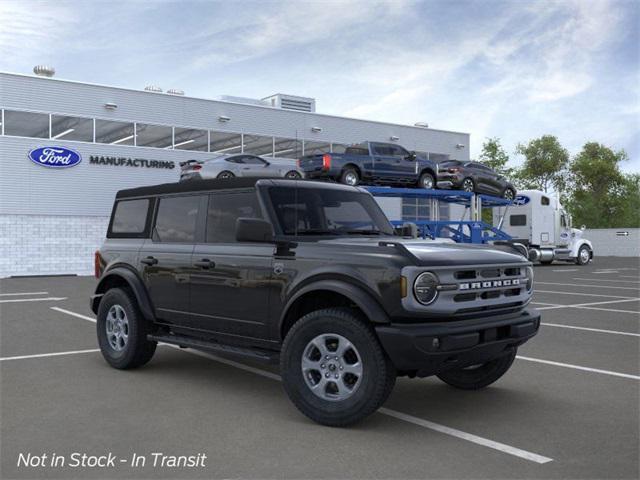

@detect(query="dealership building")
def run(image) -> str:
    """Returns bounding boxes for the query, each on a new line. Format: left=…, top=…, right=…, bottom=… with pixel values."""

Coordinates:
left=0, top=69, right=470, bottom=277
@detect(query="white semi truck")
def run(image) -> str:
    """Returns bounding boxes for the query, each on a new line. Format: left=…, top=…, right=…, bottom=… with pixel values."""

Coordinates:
left=493, top=190, right=593, bottom=265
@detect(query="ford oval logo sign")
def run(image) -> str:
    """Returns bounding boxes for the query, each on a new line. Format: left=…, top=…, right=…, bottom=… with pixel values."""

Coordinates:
left=513, top=195, right=530, bottom=206
left=28, top=146, right=82, bottom=168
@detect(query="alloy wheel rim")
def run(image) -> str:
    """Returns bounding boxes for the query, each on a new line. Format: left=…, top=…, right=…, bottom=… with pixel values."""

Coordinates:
left=580, top=248, right=589, bottom=262
left=106, top=304, right=129, bottom=352
left=345, top=173, right=357, bottom=185
left=504, top=189, right=514, bottom=200
left=301, top=333, right=363, bottom=401
left=286, top=171, right=300, bottom=179
left=422, top=177, right=434, bottom=189
left=463, top=179, right=474, bottom=192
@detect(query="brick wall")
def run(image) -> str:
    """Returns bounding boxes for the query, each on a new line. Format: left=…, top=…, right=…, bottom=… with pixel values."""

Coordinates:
left=0, top=215, right=109, bottom=277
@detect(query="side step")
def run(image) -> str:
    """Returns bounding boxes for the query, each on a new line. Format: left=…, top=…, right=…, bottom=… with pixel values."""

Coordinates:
left=148, top=334, right=280, bottom=364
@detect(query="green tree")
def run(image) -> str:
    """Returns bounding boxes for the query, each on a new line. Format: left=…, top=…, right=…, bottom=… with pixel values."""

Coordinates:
left=479, top=137, right=513, bottom=176
left=565, top=143, right=638, bottom=228
left=515, top=135, right=569, bottom=193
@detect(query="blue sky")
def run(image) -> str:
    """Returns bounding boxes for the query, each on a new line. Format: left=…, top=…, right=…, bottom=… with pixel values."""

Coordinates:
left=1, top=0, right=638, bottom=172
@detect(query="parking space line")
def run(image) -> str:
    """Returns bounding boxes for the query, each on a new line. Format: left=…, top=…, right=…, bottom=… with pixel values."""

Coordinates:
left=378, top=408, right=553, bottom=464
left=574, top=306, right=639, bottom=315
left=541, top=322, right=640, bottom=337
left=0, top=297, right=67, bottom=304
left=43, top=307, right=554, bottom=464
left=0, top=291, right=49, bottom=296
left=534, top=298, right=640, bottom=311
left=535, top=290, right=636, bottom=299
left=573, top=278, right=640, bottom=284
left=551, top=269, right=578, bottom=272
left=620, top=275, right=640, bottom=279
left=51, top=307, right=96, bottom=323
left=0, top=349, right=100, bottom=362
left=177, top=346, right=553, bottom=464
left=537, top=282, right=639, bottom=291
left=593, top=271, right=619, bottom=274
left=516, top=356, right=640, bottom=380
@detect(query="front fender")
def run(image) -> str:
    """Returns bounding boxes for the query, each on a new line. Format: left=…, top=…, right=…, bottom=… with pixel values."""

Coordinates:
left=570, top=239, right=593, bottom=258
left=91, top=266, right=156, bottom=321
left=279, top=278, right=391, bottom=332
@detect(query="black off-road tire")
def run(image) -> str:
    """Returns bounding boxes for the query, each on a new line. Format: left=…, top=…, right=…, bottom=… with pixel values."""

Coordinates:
left=436, top=348, right=517, bottom=390
left=97, top=288, right=157, bottom=370
left=418, top=172, right=435, bottom=189
left=340, top=168, right=360, bottom=186
left=281, top=308, right=396, bottom=427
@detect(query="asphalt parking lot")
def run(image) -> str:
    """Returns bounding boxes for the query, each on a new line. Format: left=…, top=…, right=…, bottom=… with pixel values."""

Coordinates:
left=1, top=256, right=638, bottom=479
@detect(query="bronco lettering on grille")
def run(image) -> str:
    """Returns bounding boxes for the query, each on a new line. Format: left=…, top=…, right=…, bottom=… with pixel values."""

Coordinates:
left=459, top=279, right=520, bottom=290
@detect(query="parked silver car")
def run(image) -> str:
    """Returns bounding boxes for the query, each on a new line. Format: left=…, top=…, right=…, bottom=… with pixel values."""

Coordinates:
left=180, top=154, right=303, bottom=181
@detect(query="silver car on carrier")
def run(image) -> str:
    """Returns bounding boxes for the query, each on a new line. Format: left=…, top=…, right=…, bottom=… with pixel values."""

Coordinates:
left=180, top=154, right=304, bottom=181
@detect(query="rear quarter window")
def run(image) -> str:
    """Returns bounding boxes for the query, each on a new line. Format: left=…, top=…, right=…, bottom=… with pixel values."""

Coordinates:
left=154, top=195, right=201, bottom=243
left=108, top=199, right=151, bottom=238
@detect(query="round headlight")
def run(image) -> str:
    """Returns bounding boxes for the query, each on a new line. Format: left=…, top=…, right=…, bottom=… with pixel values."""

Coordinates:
left=414, top=272, right=439, bottom=305
left=525, top=266, right=534, bottom=292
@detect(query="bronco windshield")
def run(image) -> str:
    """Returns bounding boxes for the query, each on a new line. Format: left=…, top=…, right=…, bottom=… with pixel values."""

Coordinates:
left=267, top=187, right=395, bottom=237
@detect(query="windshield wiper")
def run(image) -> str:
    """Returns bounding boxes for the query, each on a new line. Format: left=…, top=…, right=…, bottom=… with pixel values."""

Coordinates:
left=293, top=229, right=346, bottom=235
left=340, top=230, right=384, bottom=235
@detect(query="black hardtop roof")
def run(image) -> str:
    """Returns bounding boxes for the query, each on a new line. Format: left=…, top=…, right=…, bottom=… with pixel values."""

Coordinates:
left=115, top=178, right=360, bottom=199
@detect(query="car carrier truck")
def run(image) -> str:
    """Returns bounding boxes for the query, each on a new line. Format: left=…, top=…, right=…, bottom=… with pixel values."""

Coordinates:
left=493, top=190, right=594, bottom=265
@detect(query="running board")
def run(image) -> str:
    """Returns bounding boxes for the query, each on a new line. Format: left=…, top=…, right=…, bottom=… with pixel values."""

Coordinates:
left=148, top=334, right=280, bottom=364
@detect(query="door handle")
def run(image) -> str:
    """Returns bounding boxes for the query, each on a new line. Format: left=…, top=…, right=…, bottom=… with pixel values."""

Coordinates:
left=141, top=256, right=158, bottom=266
left=194, top=259, right=215, bottom=269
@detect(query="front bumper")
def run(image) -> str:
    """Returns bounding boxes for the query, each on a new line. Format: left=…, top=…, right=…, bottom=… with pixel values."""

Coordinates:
left=375, top=308, right=540, bottom=377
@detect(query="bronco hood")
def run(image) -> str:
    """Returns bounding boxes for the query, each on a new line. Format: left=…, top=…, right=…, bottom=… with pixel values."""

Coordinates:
left=317, top=237, right=527, bottom=266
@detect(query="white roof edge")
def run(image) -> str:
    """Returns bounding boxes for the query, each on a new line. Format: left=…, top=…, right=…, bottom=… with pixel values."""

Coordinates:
left=0, top=71, right=471, bottom=137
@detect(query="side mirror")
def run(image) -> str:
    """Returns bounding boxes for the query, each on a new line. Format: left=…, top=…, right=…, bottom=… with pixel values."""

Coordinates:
left=581, top=225, right=586, bottom=231
left=236, top=218, right=274, bottom=243
left=407, top=151, right=417, bottom=161
left=395, top=222, right=418, bottom=238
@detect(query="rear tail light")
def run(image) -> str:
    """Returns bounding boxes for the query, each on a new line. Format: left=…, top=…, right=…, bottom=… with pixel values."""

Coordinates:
left=296, top=159, right=301, bottom=167
left=94, top=250, right=104, bottom=279
left=322, top=154, right=332, bottom=170
left=192, top=165, right=202, bottom=171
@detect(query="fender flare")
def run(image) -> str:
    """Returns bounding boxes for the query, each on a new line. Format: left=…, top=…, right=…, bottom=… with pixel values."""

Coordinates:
left=91, top=267, right=156, bottom=321
left=279, top=279, right=390, bottom=334
left=571, top=239, right=593, bottom=258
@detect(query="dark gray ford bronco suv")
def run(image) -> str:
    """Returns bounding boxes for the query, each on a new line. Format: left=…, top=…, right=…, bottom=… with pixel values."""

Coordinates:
left=92, top=178, right=540, bottom=426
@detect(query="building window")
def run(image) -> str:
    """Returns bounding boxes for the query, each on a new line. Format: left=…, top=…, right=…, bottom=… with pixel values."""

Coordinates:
left=402, top=199, right=430, bottom=221
left=173, top=127, right=208, bottom=151
left=303, top=140, right=331, bottom=155
left=210, top=131, right=242, bottom=154
left=95, top=119, right=135, bottom=145
left=243, top=134, right=274, bottom=156
left=273, top=137, right=303, bottom=158
left=135, top=123, right=173, bottom=148
left=3, top=110, right=49, bottom=138
left=51, top=114, right=93, bottom=142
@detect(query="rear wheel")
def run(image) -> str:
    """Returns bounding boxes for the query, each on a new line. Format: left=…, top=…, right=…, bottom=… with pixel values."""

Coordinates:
left=576, top=245, right=591, bottom=265
left=97, top=288, right=156, bottom=369
left=461, top=177, right=475, bottom=192
left=340, top=168, right=359, bottom=186
left=281, top=308, right=396, bottom=426
left=436, top=349, right=516, bottom=390
left=418, top=172, right=435, bottom=189
left=217, top=171, right=235, bottom=179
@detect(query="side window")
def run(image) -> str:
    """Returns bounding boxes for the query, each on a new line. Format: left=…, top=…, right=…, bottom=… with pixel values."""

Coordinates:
left=226, top=156, right=243, bottom=164
left=390, top=145, right=410, bottom=158
left=206, top=192, right=262, bottom=243
left=510, top=215, right=527, bottom=226
left=154, top=196, right=200, bottom=243
left=109, top=199, right=151, bottom=237
left=541, top=196, right=550, bottom=206
left=561, top=215, right=567, bottom=227
left=372, top=144, right=391, bottom=156
left=241, top=156, right=267, bottom=165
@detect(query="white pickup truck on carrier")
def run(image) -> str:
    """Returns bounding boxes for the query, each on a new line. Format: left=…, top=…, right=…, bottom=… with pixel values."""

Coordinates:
left=493, top=190, right=594, bottom=265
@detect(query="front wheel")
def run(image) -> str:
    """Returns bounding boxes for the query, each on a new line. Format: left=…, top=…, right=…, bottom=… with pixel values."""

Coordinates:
left=217, top=171, right=235, bottom=179
left=281, top=308, right=396, bottom=427
left=503, top=188, right=516, bottom=201
left=418, top=172, right=435, bottom=189
left=461, top=177, right=475, bottom=192
left=97, top=288, right=156, bottom=369
left=576, top=245, right=591, bottom=265
left=285, top=170, right=302, bottom=179
left=436, top=349, right=516, bottom=390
